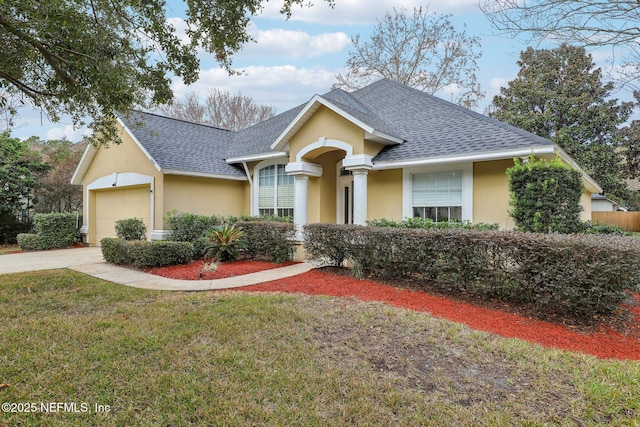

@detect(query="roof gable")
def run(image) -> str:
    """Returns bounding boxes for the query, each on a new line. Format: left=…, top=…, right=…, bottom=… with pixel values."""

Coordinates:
left=118, top=111, right=245, bottom=179
left=269, top=92, right=404, bottom=152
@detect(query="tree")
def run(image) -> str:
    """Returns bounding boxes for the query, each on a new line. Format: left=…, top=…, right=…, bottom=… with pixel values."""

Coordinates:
left=621, top=96, right=640, bottom=181
left=0, top=133, right=51, bottom=215
left=158, top=89, right=276, bottom=131
left=28, top=138, right=86, bottom=214
left=1, top=88, right=21, bottom=131
left=477, top=0, right=640, bottom=88
left=335, top=6, right=483, bottom=108
left=491, top=44, right=633, bottom=202
left=0, top=0, right=334, bottom=146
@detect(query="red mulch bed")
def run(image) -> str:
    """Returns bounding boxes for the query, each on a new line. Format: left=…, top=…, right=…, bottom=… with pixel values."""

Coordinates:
left=144, top=260, right=640, bottom=360
left=145, top=259, right=298, bottom=280
left=235, top=269, right=640, bottom=361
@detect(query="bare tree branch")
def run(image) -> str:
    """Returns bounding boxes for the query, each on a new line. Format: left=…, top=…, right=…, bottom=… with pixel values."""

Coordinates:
left=335, top=6, right=484, bottom=108
left=158, top=89, right=276, bottom=131
left=477, top=0, right=640, bottom=87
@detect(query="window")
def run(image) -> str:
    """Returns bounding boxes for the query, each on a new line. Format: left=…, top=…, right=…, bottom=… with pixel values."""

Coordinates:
left=412, top=171, right=462, bottom=222
left=258, top=164, right=294, bottom=217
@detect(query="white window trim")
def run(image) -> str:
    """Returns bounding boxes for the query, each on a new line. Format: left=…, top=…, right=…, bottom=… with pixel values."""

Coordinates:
left=402, top=163, right=473, bottom=222
left=252, top=159, right=294, bottom=217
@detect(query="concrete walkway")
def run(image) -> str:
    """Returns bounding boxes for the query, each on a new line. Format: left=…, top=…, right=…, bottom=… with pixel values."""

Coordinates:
left=0, top=247, right=313, bottom=291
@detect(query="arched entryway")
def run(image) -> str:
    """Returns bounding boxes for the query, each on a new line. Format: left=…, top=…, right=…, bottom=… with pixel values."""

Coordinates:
left=285, top=137, right=373, bottom=235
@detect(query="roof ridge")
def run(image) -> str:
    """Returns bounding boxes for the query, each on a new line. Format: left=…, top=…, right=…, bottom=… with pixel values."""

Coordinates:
left=124, top=109, right=234, bottom=133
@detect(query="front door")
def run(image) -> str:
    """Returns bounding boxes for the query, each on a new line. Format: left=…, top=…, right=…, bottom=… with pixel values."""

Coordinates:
left=337, top=165, right=354, bottom=224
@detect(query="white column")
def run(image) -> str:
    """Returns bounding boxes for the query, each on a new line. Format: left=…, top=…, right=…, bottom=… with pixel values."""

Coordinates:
left=293, top=175, right=309, bottom=240
left=352, top=170, right=368, bottom=225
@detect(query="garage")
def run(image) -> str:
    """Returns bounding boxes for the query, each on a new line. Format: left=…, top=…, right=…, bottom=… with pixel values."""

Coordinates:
left=93, top=185, right=151, bottom=244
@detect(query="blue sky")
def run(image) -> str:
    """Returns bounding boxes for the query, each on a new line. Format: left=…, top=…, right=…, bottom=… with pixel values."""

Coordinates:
left=8, top=0, right=630, bottom=142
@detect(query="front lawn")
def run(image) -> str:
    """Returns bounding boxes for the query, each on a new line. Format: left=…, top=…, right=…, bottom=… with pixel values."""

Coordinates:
left=1, top=270, right=639, bottom=425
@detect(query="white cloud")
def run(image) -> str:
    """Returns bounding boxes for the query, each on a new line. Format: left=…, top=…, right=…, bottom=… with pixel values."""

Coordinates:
left=170, top=64, right=342, bottom=112
left=45, top=125, right=91, bottom=142
left=166, top=17, right=190, bottom=45
left=244, top=26, right=351, bottom=58
left=258, top=0, right=480, bottom=25
left=166, top=17, right=351, bottom=60
left=488, top=77, right=508, bottom=92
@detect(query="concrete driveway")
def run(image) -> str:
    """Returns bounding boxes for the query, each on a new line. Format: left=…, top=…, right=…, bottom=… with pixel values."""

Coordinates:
left=0, top=247, right=105, bottom=275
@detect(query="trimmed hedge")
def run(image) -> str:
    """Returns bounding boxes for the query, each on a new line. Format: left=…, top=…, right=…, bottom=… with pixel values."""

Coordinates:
left=100, top=237, right=132, bottom=265
left=165, top=212, right=227, bottom=243
left=17, top=213, right=77, bottom=250
left=304, top=224, right=640, bottom=322
left=367, top=217, right=499, bottom=231
left=101, top=238, right=194, bottom=269
left=236, top=221, right=295, bottom=262
left=166, top=211, right=295, bottom=262
left=16, top=233, right=46, bottom=251
left=166, top=211, right=294, bottom=244
left=303, top=224, right=356, bottom=267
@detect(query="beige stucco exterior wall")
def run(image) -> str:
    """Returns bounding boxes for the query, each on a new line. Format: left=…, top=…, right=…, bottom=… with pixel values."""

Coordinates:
left=473, top=159, right=514, bottom=230
left=306, top=151, right=342, bottom=223
left=242, top=180, right=251, bottom=214
left=368, top=169, right=403, bottom=221
left=83, top=131, right=161, bottom=184
left=289, top=106, right=384, bottom=161
left=163, top=175, right=247, bottom=228
left=80, top=127, right=164, bottom=242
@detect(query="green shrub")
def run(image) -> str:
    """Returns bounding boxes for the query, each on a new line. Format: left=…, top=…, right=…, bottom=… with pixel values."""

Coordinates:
left=367, top=217, right=499, bottom=230
left=18, top=213, right=78, bottom=250
left=165, top=211, right=226, bottom=242
left=202, top=224, right=246, bottom=262
left=236, top=221, right=295, bottom=262
left=581, top=221, right=628, bottom=235
left=235, top=214, right=293, bottom=223
left=303, top=223, right=357, bottom=267
left=17, top=233, right=46, bottom=251
left=128, top=240, right=194, bottom=268
left=305, top=224, right=640, bottom=323
left=101, top=237, right=194, bottom=268
left=167, top=212, right=297, bottom=261
left=507, top=156, right=583, bottom=233
left=115, top=217, right=147, bottom=240
left=100, top=237, right=132, bottom=265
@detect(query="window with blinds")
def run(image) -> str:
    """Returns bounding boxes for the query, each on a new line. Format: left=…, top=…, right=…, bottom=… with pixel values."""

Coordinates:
left=412, top=171, right=462, bottom=222
left=258, top=164, right=294, bottom=217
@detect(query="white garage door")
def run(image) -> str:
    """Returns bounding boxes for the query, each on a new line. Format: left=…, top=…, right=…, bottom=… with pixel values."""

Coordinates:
left=94, top=186, right=151, bottom=244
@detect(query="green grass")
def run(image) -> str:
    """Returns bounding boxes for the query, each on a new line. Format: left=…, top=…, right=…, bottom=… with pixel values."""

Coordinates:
left=1, top=270, right=639, bottom=426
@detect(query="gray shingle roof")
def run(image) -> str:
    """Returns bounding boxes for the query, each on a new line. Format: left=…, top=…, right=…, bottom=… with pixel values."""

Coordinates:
left=118, top=78, right=556, bottom=177
left=119, top=111, right=245, bottom=178
left=226, top=105, right=304, bottom=159
left=347, top=79, right=555, bottom=162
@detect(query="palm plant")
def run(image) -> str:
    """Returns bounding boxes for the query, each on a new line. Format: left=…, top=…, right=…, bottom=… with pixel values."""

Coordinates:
left=202, top=224, right=246, bottom=262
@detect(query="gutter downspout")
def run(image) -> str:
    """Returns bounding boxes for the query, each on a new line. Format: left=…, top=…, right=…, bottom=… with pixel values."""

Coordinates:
left=241, top=162, right=253, bottom=214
